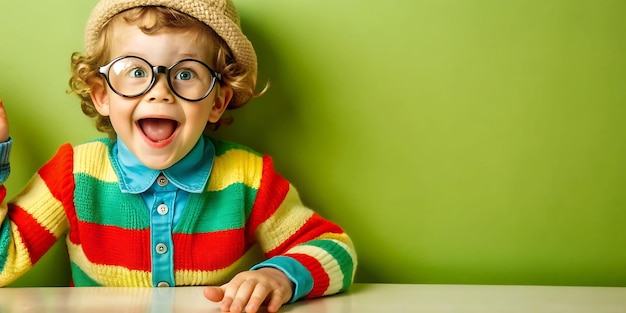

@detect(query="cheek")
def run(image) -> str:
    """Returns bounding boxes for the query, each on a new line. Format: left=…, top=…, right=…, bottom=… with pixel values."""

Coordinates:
left=106, top=102, right=136, bottom=127
left=186, top=106, right=212, bottom=127
left=186, top=99, right=215, bottom=122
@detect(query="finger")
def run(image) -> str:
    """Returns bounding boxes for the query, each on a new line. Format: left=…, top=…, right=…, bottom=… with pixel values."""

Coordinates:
left=244, top=284, right=271, bottom=313
left=202, top=286, right=224, bottom=302
left=0, top=99, right=9, bottom=142
left=266, top=289, right=290, bottom=313
left=220, top=280, right=242, bottom=312
left=229, top=279, right=259, bottom=313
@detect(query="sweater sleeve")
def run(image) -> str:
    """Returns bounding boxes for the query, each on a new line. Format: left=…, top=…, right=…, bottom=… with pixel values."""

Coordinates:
left=0, top=138, right=12, bottom=184
left=0, top=144, right=74, bottom=286
left=246, top=156, right=357, bottom=301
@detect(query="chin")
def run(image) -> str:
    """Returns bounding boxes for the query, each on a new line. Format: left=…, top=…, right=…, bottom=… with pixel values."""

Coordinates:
left=140, top=159, right=175, bottom=171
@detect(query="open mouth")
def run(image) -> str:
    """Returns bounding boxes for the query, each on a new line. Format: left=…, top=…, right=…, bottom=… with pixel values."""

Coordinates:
left=138, top=118, right=179, bottom=143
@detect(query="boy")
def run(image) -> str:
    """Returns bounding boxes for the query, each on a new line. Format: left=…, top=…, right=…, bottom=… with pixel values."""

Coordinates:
left=0, top=0, right=357, bottom=312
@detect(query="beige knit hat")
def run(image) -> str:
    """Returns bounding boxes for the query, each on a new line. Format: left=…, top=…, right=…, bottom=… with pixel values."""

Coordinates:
left=84, top=0, right=257, bottom=106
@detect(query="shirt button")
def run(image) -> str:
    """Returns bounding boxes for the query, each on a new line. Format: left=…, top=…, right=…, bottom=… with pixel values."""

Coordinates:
left=155, top=243, right=168, bottom=254
left=157, top=175, right=168, bottom=187
left=157, top=204, right=169, bottom=215
left=157, top=281, right=170, bottom=287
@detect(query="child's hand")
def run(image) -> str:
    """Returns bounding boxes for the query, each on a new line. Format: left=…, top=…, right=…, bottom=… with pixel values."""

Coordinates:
left=203, top=267, right=294, bottom=313
left=0, top=99, right=9, bottom=142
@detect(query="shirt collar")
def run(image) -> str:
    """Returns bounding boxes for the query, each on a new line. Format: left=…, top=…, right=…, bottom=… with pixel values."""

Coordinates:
left=110, top=136, right=215, bottom=194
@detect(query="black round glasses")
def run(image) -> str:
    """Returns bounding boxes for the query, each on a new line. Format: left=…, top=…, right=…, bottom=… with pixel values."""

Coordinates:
left=98, top=56, right=222, bottom=102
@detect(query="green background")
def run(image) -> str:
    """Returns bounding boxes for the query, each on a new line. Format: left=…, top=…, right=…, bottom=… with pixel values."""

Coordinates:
left=0, top=0, right=624, bottom=287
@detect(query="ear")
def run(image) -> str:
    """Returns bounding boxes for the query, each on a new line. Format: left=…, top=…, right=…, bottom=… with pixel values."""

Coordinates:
left=90, top=78, right=110, bottom=116
left=208, top=84, right=233, bottom=123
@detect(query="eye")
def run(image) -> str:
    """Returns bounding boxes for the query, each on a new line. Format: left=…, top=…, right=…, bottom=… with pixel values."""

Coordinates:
left=174, top=69, right=196, bottom=81
left=129, top=68, right=148, bottom=78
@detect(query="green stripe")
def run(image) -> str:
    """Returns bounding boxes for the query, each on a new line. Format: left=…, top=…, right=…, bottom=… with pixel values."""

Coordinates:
left=0, top=219, right=12, bottom=271
left=176, top=182, right=257, bottom=234
left=74, top=173, right=149, bottom=229
left=308, top=239, right=354, bottom=291
left=70, top=261, right=102, bottom=286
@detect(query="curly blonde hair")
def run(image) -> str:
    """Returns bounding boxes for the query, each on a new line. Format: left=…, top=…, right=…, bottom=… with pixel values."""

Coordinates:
left=69, top=6, right=260, bottom=139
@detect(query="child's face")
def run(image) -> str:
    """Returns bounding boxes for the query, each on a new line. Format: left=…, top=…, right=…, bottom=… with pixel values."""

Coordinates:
left=91, top=22, right=231, bottom=170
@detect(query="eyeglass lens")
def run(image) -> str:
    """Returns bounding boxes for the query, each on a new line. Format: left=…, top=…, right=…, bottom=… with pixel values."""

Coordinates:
left=105, top=56, right=216, bottom=101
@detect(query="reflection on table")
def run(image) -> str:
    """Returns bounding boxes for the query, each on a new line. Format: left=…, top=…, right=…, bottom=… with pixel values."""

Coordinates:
left=1, top=283, right=625, bottom=312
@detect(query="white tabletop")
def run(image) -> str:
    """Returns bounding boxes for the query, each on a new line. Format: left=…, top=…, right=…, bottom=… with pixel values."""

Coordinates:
left=1, top=283, right=625, bottom=312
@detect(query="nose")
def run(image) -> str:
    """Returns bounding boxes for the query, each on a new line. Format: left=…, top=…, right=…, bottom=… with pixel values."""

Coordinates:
left=146, top=74, right=174, bottom=103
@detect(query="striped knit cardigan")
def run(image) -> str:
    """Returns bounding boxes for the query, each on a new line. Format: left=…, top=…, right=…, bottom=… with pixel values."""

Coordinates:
left=0, top=138, right=356, bottom=299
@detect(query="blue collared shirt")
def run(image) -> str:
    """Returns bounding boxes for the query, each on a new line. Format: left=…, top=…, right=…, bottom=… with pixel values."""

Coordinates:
left=109, top=136, right=215, bottom=287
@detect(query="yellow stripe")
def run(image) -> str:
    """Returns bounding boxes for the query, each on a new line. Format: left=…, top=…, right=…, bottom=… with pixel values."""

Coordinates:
left=208, top=148, right=263, bottom=191
left=67, top=241, right=152, bottom=287
left=67, top=241, right=264, bottom=286
left=73, top=141, right=263, bottom=188
left=0, top=221, right=34, bottom=285
left=255, top=186, right=314, bottom=252
left=287, top=245, right=345, bottom=295
left=10, top=174, right=69, bottom=238
left=73, top=141, right=118, bottom=182
left=175, top=247, right=263, bottom=285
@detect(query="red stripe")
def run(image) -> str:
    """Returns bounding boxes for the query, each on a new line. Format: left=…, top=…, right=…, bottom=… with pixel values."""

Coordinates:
left=173, top=228, right=248, bottom=271
left=37, top=144, right=79, bottom=243
left=76, top=221, right=151, bottom=271
left=0, top=185, right=6, bottom=201
left=8, top=205, right=57, bottom=264
left=286, top=253, right=330, bottom=298
left=267, top=213, right=344, bottom=257
left=245, top=156, right=290, bottom=243
left=76, top=221, right=250, bottom=272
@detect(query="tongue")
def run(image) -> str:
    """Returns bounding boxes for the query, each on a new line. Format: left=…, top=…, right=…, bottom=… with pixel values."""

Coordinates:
left=140, top=119, right=177, bottom=142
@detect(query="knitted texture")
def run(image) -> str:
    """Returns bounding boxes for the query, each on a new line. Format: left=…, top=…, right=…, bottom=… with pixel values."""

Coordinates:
left=0, top=138, right=356, bottom=298
left=84, top=0, right=257, bottom=107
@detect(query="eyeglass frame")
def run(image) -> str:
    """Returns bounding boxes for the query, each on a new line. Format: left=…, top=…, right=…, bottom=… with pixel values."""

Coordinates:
left=98, top=55, right=223, bottom=102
